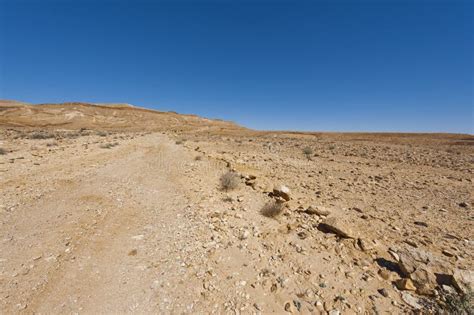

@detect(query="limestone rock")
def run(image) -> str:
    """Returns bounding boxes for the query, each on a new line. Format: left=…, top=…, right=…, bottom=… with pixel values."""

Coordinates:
left=304, top=205, right=331, bottom=216
left=272, top=185, right=291, bottom=201
left=395, top=278, right=416, bottom=291
left=318, top=217, right=356, bottom=239
left=401, top=292, right=422, bottom=310
left=452, top=269, right=474, bottom=294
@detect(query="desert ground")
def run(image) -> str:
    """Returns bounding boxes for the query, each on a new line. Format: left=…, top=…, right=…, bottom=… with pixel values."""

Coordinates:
left=0, top=101, right=473, bottom=314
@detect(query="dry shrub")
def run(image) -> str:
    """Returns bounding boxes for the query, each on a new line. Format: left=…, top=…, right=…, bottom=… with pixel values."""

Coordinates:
left=100, top=142, right=119, bottom=149
left=261, top=200, right=285, bottom=217
left=303, top=147, right=314, bottom=160
left=96, top=131, right=108, bottom=137
left=220, top=171, right=240, bottom=191
left=0, top=148, right=7, bottom=155
left=29, top=132, right=54, bottom=140
left=438, top=289, right=473, bottom=314
left=195, top=155, right=203, bottom=161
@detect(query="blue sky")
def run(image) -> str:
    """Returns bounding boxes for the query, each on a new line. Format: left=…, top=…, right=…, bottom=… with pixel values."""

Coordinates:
left=0, top=0, right=472, bottom=133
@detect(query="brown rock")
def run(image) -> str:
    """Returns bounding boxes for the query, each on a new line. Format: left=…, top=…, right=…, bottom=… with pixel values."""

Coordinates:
left=318, top=217, right=356, bottom=239
left=410, top=266, right=437, bottom=291
left=378, top=269, right=394, bottom=281
left=395, top=278, right=416, bottom=291
left=273, top=185, right=291, bottom=201
left=304, top=205, right=331, bottom=216
left=452, top=269, right=474, bottom=294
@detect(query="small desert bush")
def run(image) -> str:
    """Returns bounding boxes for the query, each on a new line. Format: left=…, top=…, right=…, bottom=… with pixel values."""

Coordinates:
left=302, top=147, right=314, bottom=160
left=220, top=171, right=240, bottom=191
left=64, top=132, right=80, bottom=139
left=96, top=131, right=108, bottom=137
left=46, top=141, right=58, bottom=147
left=261, top=200, right=285, bottom=218
left=175, top=139, right=186, bottom=145
left=195, top=155, right=203, bottom=161
left=29, top=132, right=54, bottom=140
left=0, top=148, right=7, bottom=155
left=100, top=142, right=119, bottom=149
left=438, top=289, right=473, bottom=314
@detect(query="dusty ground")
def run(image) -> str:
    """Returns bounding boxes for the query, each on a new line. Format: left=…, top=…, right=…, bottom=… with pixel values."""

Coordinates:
left=0, top=102, right=473, bottom=314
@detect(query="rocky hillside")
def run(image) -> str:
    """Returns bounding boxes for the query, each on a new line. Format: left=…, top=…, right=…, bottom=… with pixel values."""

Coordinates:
left=0, top=100, right=243, bottom=133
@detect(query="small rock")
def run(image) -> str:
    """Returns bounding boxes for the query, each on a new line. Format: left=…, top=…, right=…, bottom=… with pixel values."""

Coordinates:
left=284, top=301, right=295, bottom=313
left=452, top=269, right=474, bottom=294
left=318, top=217, right=356, bottom=238
left=459, top=202, right=470, bottom=208
left=239, top=230, right=250, bottom=240
left=442, top=249, right=455, bottom=257
left=414, top=221, right=428, bottom=227
left=401, top=292, right=422, bottom=310
left=395, top=278, right=416, bottom=291
left=253, top=303, right=262, bottom=311
left=378, top=288, right=389, bottom=297
left=273, top=185, right=291, bottom=201
left=378, top=269, right=394, bottom=281
left=304, top=206, right=331, bottom=216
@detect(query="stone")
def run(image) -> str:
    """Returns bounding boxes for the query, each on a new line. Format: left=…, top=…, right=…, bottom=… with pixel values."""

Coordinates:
left=395, top=278, right=416, bottom=291
left=401, top=292, right=422, bottom=310
left=304, top=205, right=331, bottom=216
left=239, top=230, right=250, bottom=240
left=284, top=301, right=295, bottom=313
left=378, top=269, right=394, bottom=281
left=459, top=202, right=470, bottom=208
left=378, top=288, right=389, bottom=297
left=273, top=185, right=291, bottom=201
left=452, top=269, right=474, bottom=294
left=442, top=249, right=455, bottom=257
left=253, top=303, right=262, bottom=311
left=397, top=248, right=432, bottom=276
left=358, top=238, right=374, bottom=251
left=318, top=217, right=356, bottom=238
left=410, top=266, right=437, bottom=290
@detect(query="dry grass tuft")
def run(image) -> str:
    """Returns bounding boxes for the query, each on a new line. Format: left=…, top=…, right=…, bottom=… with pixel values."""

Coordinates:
left=303, top=147, right=314, bottom=160
left=100, top=142, right=119, bottom=149
left=0, top=148, right=7, bottom=155
left=175, top=139, right=186, bottom=145
left=220, top=171, right=240, bottom=191
left=438, top=289, right=473, bottom=314
left=29, top=132, right=55, bottom=140
left=261, top=200, right=285, bottom=217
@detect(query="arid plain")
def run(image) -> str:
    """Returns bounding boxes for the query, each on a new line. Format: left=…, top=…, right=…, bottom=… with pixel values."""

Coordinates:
left=0, top=100, right=473, bottom=314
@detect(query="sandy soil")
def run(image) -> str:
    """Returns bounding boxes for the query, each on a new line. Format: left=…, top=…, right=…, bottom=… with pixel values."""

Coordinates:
left=0, top=103, right=473, bottom=314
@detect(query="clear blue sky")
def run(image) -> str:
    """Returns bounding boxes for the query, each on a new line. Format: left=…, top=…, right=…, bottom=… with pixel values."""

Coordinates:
left=0, top=0, right=472, bottom=133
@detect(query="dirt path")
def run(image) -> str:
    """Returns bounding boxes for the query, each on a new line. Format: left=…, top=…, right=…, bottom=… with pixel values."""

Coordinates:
left=0, top=134, right=215, bottom=314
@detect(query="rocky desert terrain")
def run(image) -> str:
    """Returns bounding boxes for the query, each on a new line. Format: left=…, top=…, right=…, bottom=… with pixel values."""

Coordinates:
left=0, top=100, right=473, bottom=314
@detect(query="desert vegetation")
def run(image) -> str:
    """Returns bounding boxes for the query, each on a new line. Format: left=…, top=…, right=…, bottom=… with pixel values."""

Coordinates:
left=219, top=171, right=240, bottom=191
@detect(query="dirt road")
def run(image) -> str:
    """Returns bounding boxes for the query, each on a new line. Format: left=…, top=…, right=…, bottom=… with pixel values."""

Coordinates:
left=1, top=134, right=224, bottom=313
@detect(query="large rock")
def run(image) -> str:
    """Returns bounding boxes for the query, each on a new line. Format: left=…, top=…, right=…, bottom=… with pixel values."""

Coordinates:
left=318, top=217, right=356, bottom=239
left=452, top=269, right=474, bottom=294
left=272, top=185, right=291, bottom=201
left=396, top=247, right=447, bottom=293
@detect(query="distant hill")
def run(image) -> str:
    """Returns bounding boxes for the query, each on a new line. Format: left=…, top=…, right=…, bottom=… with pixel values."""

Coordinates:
left=0, top=100, right=244, bottom=133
